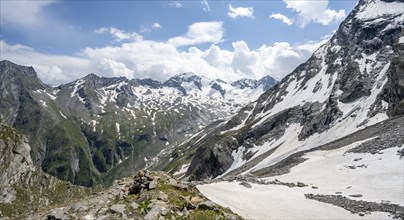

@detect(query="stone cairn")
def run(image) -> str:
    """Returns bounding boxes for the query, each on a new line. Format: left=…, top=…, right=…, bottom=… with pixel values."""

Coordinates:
left=128, top=170, right=157, bottom=195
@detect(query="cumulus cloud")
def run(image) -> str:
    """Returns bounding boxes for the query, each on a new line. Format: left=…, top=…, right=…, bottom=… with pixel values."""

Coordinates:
left=95, top=27, right=143, bottom=42
left=283, top=0, right=345, bottom=27
left=1, top=24, right=330, bottom=85
left=201, top=0, right=210, bottom=12
left=227, top=4, right=254, bottom=19
left=0, top=40, right=92, bottom=85
left=168, top=1, right=183, bottom=8
left=99, top=58, right=134, bottom=79
left=270, top=13, right=294, bottom=25
left=168, top=21, right=223, bottom=47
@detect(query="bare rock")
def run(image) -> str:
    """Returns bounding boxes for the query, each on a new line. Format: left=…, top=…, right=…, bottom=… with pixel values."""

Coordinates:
left=158, top=191, right=169, bottom=202
left=149, top=180, right=157, bottom=190
left=198, top=201, right=217, bottom=210
left=239, top=181, right=252, bottom=188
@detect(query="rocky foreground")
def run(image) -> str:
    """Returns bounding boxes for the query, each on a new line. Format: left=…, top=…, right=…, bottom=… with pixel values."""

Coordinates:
left=30, top=170, right=241, bottom=220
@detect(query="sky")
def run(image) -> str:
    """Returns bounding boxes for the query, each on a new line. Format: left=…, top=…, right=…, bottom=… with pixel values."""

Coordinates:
left=0, top=0, right=357, bottom=85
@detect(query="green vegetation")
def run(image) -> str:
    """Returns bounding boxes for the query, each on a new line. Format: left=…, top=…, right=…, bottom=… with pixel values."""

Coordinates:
left=0, top=124, right=19, bottom=143
left=0, top=169, right=92, bottom=218
left=138, top=200, right=152, bottom=215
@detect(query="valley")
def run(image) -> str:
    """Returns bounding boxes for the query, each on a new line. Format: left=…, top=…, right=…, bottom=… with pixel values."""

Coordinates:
left=1, top=0, right=403, bottom=219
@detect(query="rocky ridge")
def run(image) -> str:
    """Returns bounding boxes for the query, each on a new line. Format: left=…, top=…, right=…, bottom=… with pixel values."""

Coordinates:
left=30, top=170, right=241, bottom=220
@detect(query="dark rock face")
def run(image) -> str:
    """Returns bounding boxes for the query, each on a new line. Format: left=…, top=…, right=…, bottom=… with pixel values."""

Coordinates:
left=181, top=0, right=404, bottom=180
left=231, top=75, right=277, bottom=91
left=187, top=141, right=233, bottom=181
left=211, top=83, right=226, bottom=96
left=384, top=32, right=404, bottom=116
left=137, top=78, right=162, bottom=89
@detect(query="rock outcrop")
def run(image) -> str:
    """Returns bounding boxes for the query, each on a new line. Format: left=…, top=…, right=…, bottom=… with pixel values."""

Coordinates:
left=0, top=123, right=89, bottom=218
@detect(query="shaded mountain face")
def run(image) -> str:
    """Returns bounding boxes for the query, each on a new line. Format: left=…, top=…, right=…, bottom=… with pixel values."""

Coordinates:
left=0, top=61, right=277, bottom=186
left=157, top=0, right=404, bottom=180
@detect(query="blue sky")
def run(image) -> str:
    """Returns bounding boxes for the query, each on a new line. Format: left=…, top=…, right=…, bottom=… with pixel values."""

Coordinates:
left=0, top=0, right=357, bottom=85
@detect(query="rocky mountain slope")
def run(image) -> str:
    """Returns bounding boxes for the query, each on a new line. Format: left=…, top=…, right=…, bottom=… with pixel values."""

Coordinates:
left=0, top=60, right=276, bottom=186
left=157, top=0, right=404, bottom=181
left=197, top=116, right=404, bottom=219
left=151, top=0, right=404, bottom=218
left=0, top=122, right=240, bottom=219
left=28, top=170, right=240, bottom=220
left=0, top=122, right=90, bottom=218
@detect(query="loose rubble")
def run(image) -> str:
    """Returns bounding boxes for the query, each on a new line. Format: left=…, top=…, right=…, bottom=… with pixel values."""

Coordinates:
left=29, top=170, right=241, bottom=219
left=305, top=194, right=404, bottom=219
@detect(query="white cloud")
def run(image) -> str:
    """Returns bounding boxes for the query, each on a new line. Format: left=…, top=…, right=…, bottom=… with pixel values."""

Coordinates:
left=99, top=58, right=134, bottom=79
left=270, top=13, right=294, bottom=25
left=1, top=24, right=330, bottom=85
left=95, top=27, right=143, bottom=42
left=295, top=33, right=331, bottom=52
left=0, top=40, right=92, bottom=85
left=201, top=0, right=210, bottom=12
left=0, top=0, right=79, bottom=42
left=168, top=21, right=223, bottom=47
left=319, top=9, right=346, bottom=25
left=140, top=23, right=162, bottom=33
left=152, top=23, right=162, bottom=29
left=168, top=1, right=183, bottom=8
left=227, top=4, right=254, bottom=19
left=283, top=0, right=346, bottom=27
left=0, top=1, right=56, bottom=29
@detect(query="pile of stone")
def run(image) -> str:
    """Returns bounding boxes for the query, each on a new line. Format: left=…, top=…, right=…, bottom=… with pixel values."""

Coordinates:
left=128, top=170, right=158, bottom=195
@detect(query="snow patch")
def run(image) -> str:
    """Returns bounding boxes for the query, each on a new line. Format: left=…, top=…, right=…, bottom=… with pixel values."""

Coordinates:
left=198, top=182, right=390, bottom=219
left=39, top=100, right=47, bottom=107
left=356, top=0, right=404, bottom=20
left=60, top=111, right=67, bottom=119
left=399, top=36, right=404, bottom=44
left=116, top=122, right=120, bottom=138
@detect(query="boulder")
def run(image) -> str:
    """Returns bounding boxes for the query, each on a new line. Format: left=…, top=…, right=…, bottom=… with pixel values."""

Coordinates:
left=149, top=180, right=157, bottom=189
left=190, top=196, right=203, bottom=205
left=297, top=182, right=306, bottom=187
left=109, top=204, right=126, bottom=215
left=198, top=201, right=217, bottom=210
left=130, top=202, right=139, bottom=210
left=239, top=182, right=252, bottom=188
left=158, top=192, right=169, bottom=202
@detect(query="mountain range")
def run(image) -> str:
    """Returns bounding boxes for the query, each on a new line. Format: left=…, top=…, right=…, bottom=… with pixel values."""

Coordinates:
left=0, top=61, right=276, bottom=186
left=0, top=0, right=403, bottom=219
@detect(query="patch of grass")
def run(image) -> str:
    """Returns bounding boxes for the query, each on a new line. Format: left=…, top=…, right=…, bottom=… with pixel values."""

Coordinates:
left=138, top=200, right=152, bottom=215
left=0, top=125, right=19, bottom=143
left=190, top=209, right=224, bottom=220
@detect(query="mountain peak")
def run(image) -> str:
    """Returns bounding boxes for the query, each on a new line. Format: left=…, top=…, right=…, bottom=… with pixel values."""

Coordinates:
left=231, top=75, right=277, bottom=90
left=163, top=72, right=203, bottom=95
left=0, top=60, right=38, bottom=78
